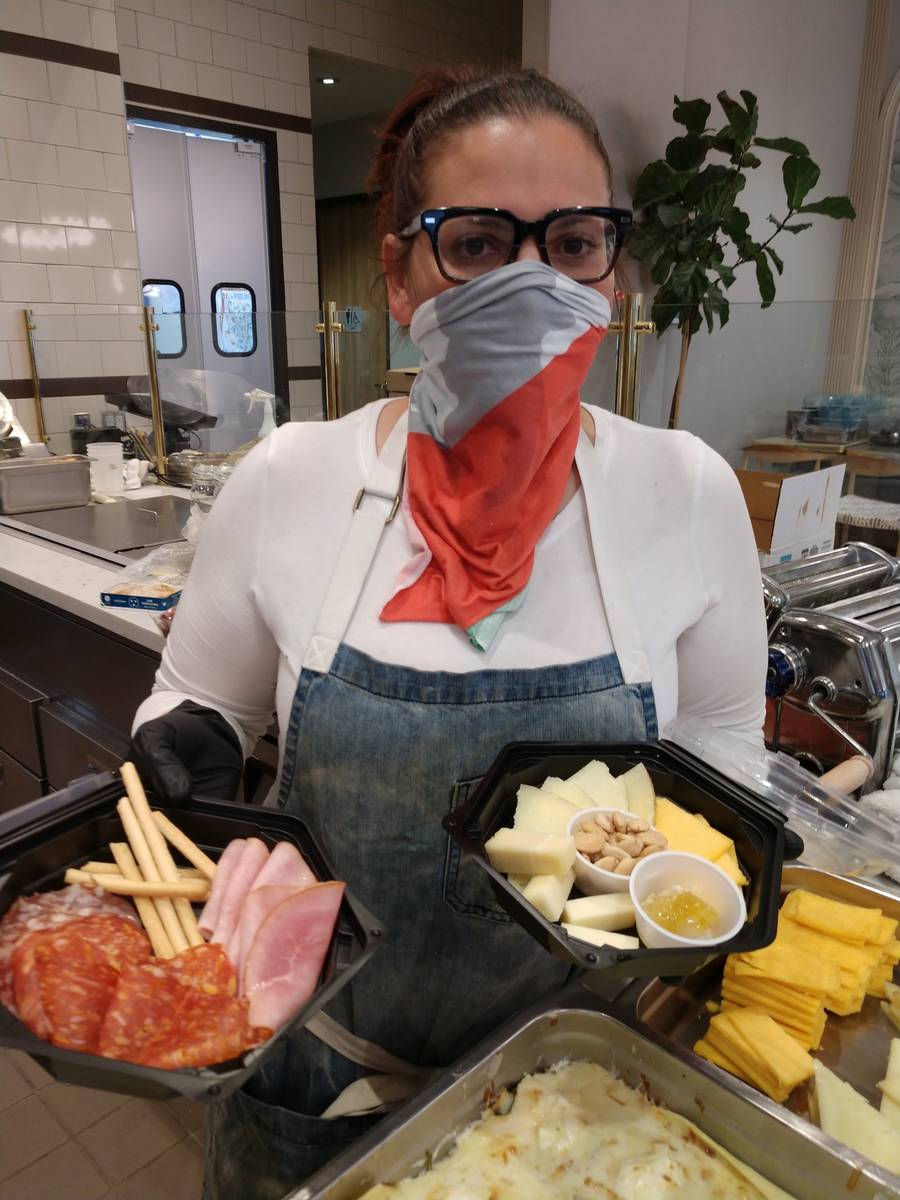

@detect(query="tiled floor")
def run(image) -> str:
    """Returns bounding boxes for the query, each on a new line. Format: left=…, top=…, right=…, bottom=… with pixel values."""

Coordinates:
left=0, top=1049, right=204, bottom=1199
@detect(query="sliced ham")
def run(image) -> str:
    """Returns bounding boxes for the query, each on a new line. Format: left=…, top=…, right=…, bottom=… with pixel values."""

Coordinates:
left=210, top=838, right=269, bottom=948
left=226, top=843, right=318, bottom=972
left=229, top=886, right=300, bottom=985
left=198, top=838, right=247, bottom=937
left=243, top=882, right=344, bottom=1030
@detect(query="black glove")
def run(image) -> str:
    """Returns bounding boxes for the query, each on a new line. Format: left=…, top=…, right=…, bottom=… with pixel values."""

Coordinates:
left=129, top=701, right=243, bottom=804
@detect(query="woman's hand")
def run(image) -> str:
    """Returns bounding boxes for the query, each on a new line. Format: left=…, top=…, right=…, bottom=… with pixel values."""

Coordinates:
left=129, top=701, right=243, bottom=804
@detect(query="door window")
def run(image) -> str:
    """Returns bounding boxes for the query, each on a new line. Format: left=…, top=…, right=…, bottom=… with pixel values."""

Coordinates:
left=142, top=279, right=186, bottom=358
left=211, top=282, right=257, bottom=356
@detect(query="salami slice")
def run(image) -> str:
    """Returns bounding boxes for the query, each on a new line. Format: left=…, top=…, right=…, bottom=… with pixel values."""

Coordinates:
left=0, top=885, right=139, bottom=1010
left=98, top=943, right=270, bottom=1070
left=12, top=916, right=151, bottom=1053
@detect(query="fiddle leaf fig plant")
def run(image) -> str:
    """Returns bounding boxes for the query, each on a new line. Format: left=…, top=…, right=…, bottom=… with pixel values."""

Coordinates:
left=625, top=90, right=856, bottom=428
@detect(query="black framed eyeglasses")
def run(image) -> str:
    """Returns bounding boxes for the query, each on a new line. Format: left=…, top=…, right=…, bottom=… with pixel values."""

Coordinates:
left=398, top=206, right=633, bottom=284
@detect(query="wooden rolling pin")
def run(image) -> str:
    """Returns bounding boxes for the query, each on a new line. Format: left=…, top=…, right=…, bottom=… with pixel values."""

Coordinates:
left=818, top=755, right=874, bottom=796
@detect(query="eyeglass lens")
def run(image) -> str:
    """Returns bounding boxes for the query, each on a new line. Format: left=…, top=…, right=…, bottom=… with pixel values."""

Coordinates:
left=436, top=213, right=617, bottom=281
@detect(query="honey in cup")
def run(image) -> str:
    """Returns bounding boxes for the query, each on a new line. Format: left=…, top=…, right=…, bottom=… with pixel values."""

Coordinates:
left=642, top=884, right=718, bottom=938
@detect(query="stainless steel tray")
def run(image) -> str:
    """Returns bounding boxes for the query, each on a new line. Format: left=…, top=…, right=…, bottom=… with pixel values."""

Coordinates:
left=624, top=864, right=900, bottom=1192
left=294, top=986, right=895, bottom=1200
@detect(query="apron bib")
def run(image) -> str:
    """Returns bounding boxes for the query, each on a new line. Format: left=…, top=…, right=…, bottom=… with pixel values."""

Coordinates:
left=203, top=413, right=658, bottom=1200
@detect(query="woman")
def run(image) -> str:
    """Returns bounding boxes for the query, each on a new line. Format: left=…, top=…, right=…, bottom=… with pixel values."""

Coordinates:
left=131, top=65, right=767, bottom=1198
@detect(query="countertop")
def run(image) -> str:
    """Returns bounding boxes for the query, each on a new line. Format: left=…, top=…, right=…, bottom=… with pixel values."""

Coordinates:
left=0, top=485, right=185, bottom=654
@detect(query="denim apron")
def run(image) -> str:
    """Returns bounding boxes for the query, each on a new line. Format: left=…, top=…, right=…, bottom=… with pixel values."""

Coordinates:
left=203, top=414, right=658, bottom=1200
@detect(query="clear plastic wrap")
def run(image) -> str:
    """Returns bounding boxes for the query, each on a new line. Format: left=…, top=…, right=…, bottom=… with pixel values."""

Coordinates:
left=665, top=717, right=900, bottom=880
left=99, top=541, right=195, bottom=612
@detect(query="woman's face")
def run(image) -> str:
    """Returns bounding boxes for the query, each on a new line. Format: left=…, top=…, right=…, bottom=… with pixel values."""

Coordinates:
left=383, top=115, right=615, bottom=327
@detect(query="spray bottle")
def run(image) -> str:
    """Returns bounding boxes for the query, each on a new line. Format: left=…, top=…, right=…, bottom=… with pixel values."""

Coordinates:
left=245, top=388, right=277, bottom=440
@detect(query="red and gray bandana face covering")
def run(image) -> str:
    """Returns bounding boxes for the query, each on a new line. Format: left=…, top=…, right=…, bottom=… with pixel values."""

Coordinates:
left=380, top=259, right=611, bottom=651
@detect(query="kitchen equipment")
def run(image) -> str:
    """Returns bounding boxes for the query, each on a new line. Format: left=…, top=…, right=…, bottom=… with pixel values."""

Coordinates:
left=297, top=992, right=892, bottom=1200
left=766, top=582, right=900, bottom=789
left=763, top=541, right=900, bottom=635
left=0, top=454, right=91, bottom=515
left=0, top=435, right=22, bottom=460
left=166, top=449, right=232, bottom=487
left=0, top=771, right=381, bottom=1102
left=623, top=864, right=900, bottom=1194
left=0, top=494, right=191, bottom=565
left=796, top=414, right=868, bottom=445
left=442, top=741, right=787, bottom=979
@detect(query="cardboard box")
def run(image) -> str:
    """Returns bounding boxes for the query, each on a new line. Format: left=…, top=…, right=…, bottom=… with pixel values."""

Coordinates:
left=735, top=464, right=846, bottom=566
left=385, top=368, right=419, bottom=394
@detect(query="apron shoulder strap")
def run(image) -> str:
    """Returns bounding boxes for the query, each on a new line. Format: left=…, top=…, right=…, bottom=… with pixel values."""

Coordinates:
left=302, top=411, right=407, bottom=674
left=576, top=426, right=651, bottom=686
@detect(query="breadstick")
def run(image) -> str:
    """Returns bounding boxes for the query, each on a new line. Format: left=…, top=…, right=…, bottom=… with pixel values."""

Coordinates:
left=117, top=796, right=190, bottom=953
left=83, top=861, right=205, bottom=878
left=151, top=811, right=217, bottom=881
left=64, top=868, right=209, bottom=899
left=120, top=763, right=204, bottom=947
left=108, top=843, right=175, bottom=958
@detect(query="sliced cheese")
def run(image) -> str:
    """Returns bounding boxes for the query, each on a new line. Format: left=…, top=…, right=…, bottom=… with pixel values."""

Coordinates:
left=561, top=923, right=639, bottom=951
left=562, top=893, right=636, bottom=932
left=814, top=1060, right=900, bottom=1175
left=542, top=776, right=594, bottom=811
left=567, top=760, right=627, bottom=810
left=713, top=842, right=748, bottom=887
left=654, top=797, right=732, bottom=862
left=508, top=874, right=529, bottom=893
left=521, top=870, right=575, bottom=922
left=878, top=1039, right=900, bottom=1108
left=621, top=763, right=656, bottom=824
left=484, top=827, right=575, bottom=877
left=513, top=785, right=578, bottom=836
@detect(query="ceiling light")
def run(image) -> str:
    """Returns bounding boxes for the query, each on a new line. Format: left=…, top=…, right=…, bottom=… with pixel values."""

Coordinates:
left=317, top=76, right=339, bottom=85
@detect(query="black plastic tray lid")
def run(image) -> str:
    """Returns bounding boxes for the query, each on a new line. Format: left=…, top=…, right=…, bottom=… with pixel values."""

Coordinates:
left=442, top=740, right=787, bottom=980
left=0, top=774, right=383, bottom=1102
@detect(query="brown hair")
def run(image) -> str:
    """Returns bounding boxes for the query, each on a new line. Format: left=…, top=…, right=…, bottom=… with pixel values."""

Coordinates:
left=368, top=65, right=613, bottom=247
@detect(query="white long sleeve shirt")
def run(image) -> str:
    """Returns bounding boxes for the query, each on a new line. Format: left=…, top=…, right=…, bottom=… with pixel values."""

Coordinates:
left=134, top=399, right=768, bottom=768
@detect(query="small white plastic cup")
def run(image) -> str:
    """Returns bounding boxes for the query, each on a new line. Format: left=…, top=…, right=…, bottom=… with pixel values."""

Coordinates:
left=629, top=850, right=747, bottom=950
left=86, top=442, right=124, bottom=494
left=566, top=807, right=665, bottom=896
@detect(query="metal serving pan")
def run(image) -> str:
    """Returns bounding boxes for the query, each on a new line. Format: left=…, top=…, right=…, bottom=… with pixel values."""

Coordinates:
left=293, top=990, right=892, bottom=1200
left=625, top=864, right=900, bottom=1192
left=0, top=772, right=382, bottom=1102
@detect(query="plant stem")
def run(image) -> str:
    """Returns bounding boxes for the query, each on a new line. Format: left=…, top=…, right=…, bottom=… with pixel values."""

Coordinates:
left=668, top=321, right=693, bottom=429
left=731, top=209, right=795, bottom=271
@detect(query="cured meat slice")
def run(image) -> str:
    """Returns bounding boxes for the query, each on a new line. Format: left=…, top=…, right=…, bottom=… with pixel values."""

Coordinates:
left=210, top=838, right=269, bottom=949
left=229, top=886, right=300, bottom=987
left=98, top=943, right=270, bottom=1069
left=198, top=838, right=246, bottom=937
left=0, top=885, right=139, bottom=1010
left=12, top=916, right=150, bottom=1052
left=226, top=842, right=318, bottom=970
left=244, top=882, right=344, bottom=1031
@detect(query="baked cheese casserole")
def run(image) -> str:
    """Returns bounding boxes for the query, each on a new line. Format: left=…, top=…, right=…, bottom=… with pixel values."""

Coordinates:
left=359, top=1060, right=794, bottom=1199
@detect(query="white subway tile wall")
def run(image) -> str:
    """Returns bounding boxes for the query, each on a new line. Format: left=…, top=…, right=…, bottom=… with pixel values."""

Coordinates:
left=0, top=12, right=144, bottom=439
left=1, top=0, right=520, bottom=428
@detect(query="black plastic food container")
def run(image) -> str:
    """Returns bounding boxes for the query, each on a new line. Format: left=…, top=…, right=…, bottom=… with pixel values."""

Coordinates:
left=0, top=772, right=382, bottom=1102
left=443, top=741, right=789, bottom=979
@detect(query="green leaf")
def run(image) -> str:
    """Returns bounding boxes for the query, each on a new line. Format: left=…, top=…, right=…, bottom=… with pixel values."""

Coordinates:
left=740, top=151, right=761, bottom=168
left=624, top=220, right=675, bottom=264
left=797, top=195, right=856, bottom=219
left=683, top=162, right=731, bottom=207
left=657, top=203, right=689, bottom=228
left=755, top=251, right=776, bottom=306
left=711, top=260, right=736, bottom=287
left=739, top=90, right=759, bottom=137
left=697, top=169, right=745, bottom=217
left=754, top=135, right=810, bottom=156
left=651, top=299, right=681, bottom=335
left=765, top=245, right=784, bottom=275
left=673, top=96, right=711, bottom=134
left=782, top=221, right=813, bottom=234
left=633, top=159, right=684, bottom=208
left=717, top=91, right=751, bottom=144
left=710, top=129, right=738, bottom=155
left=650, top=256, right=673, bottom=285
left=783, top=155, right=821, bottom=208
left=721, top=206, right=751, bottom=242
left=665, top=133, right=709, bottom=171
